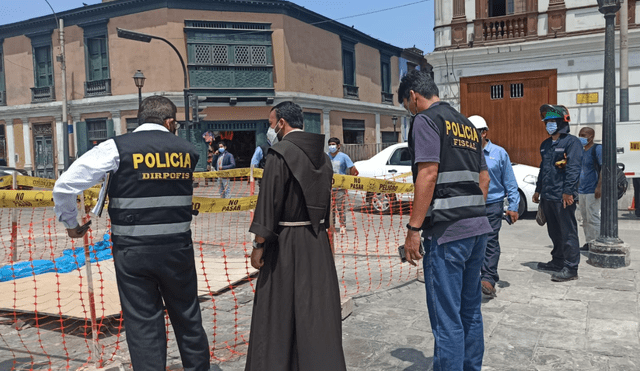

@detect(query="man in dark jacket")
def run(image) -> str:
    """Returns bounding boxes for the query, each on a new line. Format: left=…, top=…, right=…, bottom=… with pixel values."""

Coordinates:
left=245, top=101, right=346, bottom=371
left=533, top=104, right=583, bottom=282
left=213, top=140, right=236, bottom=198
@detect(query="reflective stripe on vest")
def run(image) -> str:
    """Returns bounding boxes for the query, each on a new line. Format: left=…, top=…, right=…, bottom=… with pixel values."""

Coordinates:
left=109, top=195, right=192, bottom=209
left=111, top=221, right=192, bottom=236
left=433, top=194, right=486, bottom=210
left=436, top=170, right=479, bottom=184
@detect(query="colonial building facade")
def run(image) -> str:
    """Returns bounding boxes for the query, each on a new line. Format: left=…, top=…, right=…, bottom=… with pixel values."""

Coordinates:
left=0, top=0, right=418, bottom=175
left=429, top=0, right=639, bottom=166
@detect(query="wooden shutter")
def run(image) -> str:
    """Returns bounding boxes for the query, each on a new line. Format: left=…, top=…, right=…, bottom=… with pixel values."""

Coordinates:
left=76, top=121, right=88, bottom=157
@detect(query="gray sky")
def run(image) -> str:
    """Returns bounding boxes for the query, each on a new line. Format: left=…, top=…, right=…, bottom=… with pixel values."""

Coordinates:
left=0, top=0, right=434, bottom=52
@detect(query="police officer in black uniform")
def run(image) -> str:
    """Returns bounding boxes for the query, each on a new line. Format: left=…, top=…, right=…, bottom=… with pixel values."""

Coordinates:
left=533, top=104, right=583, bottom=282
left=53, top=96, right=210, bottom=371
left=400, top=70, right=492, bottom=371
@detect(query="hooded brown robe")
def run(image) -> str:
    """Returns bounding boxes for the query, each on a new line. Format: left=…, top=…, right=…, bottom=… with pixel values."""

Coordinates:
left=245, top=130, right=347, bottom=371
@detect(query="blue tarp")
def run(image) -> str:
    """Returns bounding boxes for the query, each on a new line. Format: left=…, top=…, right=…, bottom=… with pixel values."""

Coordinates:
left=0, top=233, right=112, bottom=282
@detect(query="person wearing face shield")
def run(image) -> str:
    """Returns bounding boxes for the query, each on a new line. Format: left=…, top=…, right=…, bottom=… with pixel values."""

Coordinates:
left=52, top=96, right=210, bottom=371
left=326, top=137, right=358, bottom=233
left=245, top=101, right=347, bottom=371
left=533, top=104, right=583, bottom=282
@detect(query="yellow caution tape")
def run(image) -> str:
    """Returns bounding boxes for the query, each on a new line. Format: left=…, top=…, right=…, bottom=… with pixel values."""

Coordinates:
left=390, top=172, right=413, bottom=181
left=192, top=196, right=258, bottom=213
left=0, top=175, right=12, bottom=188
left=194, top=168, right=263, bottom=179
left=332, top=174, right=414, bottom=194
left=16, top=175, right=57, bottom=189
left=0, top=190, right=56, bottom=208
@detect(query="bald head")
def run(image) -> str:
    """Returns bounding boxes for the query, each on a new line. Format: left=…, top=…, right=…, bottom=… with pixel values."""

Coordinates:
left=579, top=127, right=595, bottom=147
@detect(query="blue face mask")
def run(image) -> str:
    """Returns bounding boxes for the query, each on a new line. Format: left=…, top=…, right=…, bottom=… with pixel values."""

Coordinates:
left=328, top=145, right=338, bottom=153
left=218, top=148, right=225, bottom=153
left=579, top=137, right=589, bottom=147
left=545, top=121, right=558, bottom=135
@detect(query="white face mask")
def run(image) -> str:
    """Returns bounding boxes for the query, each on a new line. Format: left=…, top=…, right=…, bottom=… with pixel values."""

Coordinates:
left=266, top=122, right=282, bottom=145
left=328, top=145, right=338, bottom=153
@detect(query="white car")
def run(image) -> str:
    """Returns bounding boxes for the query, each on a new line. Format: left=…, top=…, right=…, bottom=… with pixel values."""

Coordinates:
left=354, top=142, right=539, bottom=216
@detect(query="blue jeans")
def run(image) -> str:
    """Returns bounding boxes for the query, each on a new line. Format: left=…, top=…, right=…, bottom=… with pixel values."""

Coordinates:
left=423, top=233, right=487, bottom=371
left=219, top=178, right=230, bottom=198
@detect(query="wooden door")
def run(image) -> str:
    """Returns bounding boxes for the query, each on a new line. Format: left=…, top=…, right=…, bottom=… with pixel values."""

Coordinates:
left=33, top=124, right=55, bottom=179
left=460, top=70, right=557, bottom=166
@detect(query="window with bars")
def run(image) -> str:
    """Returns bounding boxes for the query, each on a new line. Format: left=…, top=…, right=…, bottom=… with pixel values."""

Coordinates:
left=0, top=125, right=5, bottom=161
left=87, top=119, right=108, bottom=146
left=490, top=85, right=504, bottom=100
left=126, top=118, right=139, bottom=133
left=510, top=83, right=524, bottom=98
left=185, top=20, right=274, bottom=95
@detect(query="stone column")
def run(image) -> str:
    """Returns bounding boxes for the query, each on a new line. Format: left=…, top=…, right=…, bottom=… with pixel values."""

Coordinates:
left=55, top=116, right=65, bottom=176
left=21, top=118, right=32, bottom=174
left=323, top=108, right=331, bottom=152
left=375, top=113, right=381, bottom=144
left=71, top=113, right=82, bottom=158
left=112, top=111, right=122, bottom=136
left=5, top=120, right=15, bottom=167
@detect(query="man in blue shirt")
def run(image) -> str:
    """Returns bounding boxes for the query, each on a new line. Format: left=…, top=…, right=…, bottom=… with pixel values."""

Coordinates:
left=533, top=104, right=582, bottom=282
left=327, top=137, right=358, bottom=232
left=577, top=127, right=602, bottom=250
left=469, top=115, right=520, bottom=297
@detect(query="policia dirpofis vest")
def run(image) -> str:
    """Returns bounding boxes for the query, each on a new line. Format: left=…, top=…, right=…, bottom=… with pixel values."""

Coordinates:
left=408, top=102, right=486, bottom=228
left=108, top=130, right=199, bottom=247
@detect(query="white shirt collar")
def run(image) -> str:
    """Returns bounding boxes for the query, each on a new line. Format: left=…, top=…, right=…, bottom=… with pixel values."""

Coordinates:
left=133, top=123, right=170, bottom=133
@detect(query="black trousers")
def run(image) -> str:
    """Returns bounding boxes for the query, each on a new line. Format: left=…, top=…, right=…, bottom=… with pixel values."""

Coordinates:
left=481, top=201, right=504, bottom=285
left=113, top=243, right=210, bottom=371
left=541, top=198, right=580, bottom=271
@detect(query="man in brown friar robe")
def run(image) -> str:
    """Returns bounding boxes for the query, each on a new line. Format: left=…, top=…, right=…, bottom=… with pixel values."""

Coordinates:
left=245, top=101, right=347, bottom=371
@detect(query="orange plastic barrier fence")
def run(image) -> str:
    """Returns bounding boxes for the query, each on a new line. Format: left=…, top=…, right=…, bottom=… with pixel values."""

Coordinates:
left=0, top=171, right=420, bottom=369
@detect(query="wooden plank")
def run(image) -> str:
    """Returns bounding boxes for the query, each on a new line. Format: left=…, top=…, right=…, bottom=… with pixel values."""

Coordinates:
left=0, top=257, right=257, bottom=319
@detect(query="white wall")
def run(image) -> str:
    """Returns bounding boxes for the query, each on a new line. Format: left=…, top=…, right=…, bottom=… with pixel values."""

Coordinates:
left=435, top=27, right=453, bottom=48
left=427, top=30, right=640, bottom=128
left=566, top=8, right=605, bottom=32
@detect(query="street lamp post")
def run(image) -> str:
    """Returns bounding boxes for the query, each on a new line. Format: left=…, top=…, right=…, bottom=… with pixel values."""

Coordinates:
left=588, top=0, right=630, bottom=268
left=116, top=28, right=191, bottom=139
left=133, top=70, right=145, bottom=110
left=392, top=116, right=398, bottom=142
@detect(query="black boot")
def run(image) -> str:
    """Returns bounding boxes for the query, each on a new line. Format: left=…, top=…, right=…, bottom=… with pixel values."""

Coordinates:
left=551, top=267, right=578, bottom=282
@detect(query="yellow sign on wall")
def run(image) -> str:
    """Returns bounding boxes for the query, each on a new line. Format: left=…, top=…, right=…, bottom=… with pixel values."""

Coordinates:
left=577, top=93, right=599, bottom=104
left=630, top=142, right=640, bottom=151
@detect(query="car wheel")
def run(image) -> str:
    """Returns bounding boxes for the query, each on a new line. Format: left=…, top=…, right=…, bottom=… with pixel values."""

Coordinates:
left=518, top=190, right=527, bottom=218
left=371, top=193, right=395, bottom=212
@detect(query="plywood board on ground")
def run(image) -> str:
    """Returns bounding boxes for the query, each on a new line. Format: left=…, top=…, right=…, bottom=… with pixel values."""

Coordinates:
left=0, top=257, right=257, bottom=319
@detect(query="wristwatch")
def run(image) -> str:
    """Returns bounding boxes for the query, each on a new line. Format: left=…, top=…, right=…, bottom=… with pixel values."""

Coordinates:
left=252, top=240, right=265, bottom=249
left=406, top=223, right=422, bottom=232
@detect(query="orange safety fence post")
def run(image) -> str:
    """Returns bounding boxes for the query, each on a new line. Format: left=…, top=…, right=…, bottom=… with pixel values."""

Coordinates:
left=628, top=196, right=635, bottom=211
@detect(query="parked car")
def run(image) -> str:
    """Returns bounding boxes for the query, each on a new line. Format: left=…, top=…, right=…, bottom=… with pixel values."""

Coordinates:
left=0, top=167, right=31, bottom=190
left=354, top=143, right=539, bottom=217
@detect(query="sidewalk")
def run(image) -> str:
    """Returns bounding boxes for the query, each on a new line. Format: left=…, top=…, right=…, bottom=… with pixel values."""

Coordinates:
left=339, top=210, right=640, bottom=371
left=214, top=210, right=640, bottom=371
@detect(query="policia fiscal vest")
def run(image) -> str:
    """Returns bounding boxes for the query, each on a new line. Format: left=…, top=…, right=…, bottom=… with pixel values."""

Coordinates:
left=408, top=102, right=486, bottom=228
left=108, top=130, right=199, bottom=247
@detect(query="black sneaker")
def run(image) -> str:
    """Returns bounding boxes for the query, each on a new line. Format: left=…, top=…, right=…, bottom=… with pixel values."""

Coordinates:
left=580, top=244, right=589, bottom=251
left=551, top=267, right=578, bottom=282
left=537, top=261, right=563, bottom=272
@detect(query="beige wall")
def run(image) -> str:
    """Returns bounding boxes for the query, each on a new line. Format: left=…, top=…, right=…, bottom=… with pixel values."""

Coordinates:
left=12, top=119, right=24, bottom=169
left=3, top=36, right=35, bottom=106
left=281, top=16, right=343, bottom=98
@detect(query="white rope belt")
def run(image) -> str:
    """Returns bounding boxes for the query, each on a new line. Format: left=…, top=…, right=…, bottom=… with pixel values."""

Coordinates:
left=278, top=219, right=325, bottom=227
